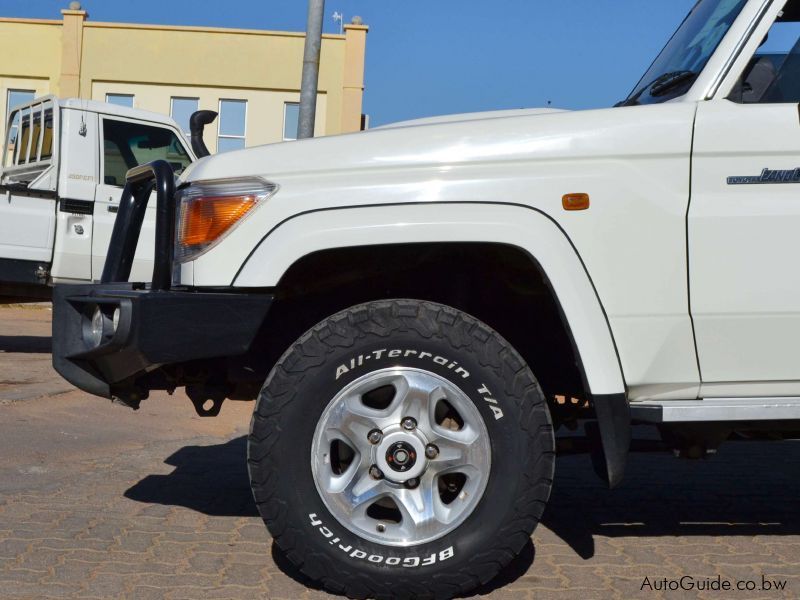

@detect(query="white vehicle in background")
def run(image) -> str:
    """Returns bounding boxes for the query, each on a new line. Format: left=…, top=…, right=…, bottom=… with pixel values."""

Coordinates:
left=0, top=97, right=198, bottom=299
left=51, top=0, right=800, bottom=598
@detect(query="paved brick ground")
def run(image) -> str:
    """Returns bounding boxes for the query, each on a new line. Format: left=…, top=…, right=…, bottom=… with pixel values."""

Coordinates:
left=1, top=306, right=799, bottom=599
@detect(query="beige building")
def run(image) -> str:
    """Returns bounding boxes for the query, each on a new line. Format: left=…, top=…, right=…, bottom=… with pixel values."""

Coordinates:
left=0, top=4, right=368, bottom=153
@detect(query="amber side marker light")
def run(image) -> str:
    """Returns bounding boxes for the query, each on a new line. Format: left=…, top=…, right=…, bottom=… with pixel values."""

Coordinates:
left=562, top=193, right=590, bottom=211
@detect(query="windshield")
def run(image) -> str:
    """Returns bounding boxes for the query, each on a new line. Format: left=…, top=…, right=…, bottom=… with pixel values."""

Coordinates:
left=621, top=0, right=748, bottom=106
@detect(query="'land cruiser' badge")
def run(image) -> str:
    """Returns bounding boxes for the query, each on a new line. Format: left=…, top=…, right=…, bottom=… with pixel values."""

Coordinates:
left=727, top=168, right=800, bottom=185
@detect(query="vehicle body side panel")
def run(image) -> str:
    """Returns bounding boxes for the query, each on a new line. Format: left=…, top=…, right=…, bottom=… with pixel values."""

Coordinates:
left=185, top=103, right=700, bottom=401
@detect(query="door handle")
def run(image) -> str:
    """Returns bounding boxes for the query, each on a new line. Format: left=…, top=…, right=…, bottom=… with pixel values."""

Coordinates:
left=108, top=205, right=118, bottom=213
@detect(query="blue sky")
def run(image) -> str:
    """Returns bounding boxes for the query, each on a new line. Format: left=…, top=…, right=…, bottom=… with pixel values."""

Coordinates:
left=3, top=0, right=696, bottom=125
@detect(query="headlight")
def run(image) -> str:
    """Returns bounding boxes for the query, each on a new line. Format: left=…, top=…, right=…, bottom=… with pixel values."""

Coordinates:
left=174, top=177, right=278, bottom=263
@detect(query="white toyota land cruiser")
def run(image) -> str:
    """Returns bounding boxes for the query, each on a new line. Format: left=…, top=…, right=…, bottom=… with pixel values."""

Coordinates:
left=51, top=1, right=800, bottom=597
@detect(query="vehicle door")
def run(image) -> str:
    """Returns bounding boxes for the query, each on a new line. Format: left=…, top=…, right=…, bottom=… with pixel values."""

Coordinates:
left=92, top=116, right=193, bottom=282
left=689, top=0, right=800, bottom=393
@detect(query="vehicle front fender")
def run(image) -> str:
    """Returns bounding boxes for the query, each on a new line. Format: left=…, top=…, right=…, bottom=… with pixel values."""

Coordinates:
left=234, top=202, right=630, bottom=485
left=236, top=202, right=624, bottom=393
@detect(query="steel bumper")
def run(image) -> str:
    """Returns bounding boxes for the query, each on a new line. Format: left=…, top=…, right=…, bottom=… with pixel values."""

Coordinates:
left=52, top=284, right=271, bottom=399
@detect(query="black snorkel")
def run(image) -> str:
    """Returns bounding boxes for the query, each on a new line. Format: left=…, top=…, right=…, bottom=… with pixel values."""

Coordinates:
left=189, top=110, right=218, bottom=158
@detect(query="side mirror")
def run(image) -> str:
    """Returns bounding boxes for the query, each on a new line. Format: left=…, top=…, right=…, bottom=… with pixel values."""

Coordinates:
left=189, top=110, right=218, bottom=158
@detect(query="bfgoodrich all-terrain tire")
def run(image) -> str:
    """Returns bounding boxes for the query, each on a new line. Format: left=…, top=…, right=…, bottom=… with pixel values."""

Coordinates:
left=248, top=299, right=555, bottom=599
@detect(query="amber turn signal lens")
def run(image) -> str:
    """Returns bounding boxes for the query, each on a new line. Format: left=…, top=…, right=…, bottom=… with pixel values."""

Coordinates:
left=179, top=195, right=258, bottom=247
left=562, top=193, right=590, bottom=211
left=174, top=178, right=277, bottom=263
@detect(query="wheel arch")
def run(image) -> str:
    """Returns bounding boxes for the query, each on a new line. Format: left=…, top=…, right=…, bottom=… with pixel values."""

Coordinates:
left=234, top=202, right=630, bottom=485
left=237, top=203, right=624, bottom=392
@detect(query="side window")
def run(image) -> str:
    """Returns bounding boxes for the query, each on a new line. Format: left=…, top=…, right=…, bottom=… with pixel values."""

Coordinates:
left=730, top=2, right=800, bottom=103
left=102, top=119, right=192, bottom=187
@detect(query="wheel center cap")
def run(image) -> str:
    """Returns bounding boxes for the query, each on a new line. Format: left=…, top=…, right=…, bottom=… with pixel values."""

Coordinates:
left=374, top=431, right=427, bottom=483
left=386, top=441, right=416, bottom=472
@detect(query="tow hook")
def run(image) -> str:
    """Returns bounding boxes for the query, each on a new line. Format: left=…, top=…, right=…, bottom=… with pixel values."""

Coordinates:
left=186, top=384, right=227, bottom=417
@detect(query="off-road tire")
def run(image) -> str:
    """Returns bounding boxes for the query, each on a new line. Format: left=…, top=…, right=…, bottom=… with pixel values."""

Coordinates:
left=248, top=299, right=555, bottom=599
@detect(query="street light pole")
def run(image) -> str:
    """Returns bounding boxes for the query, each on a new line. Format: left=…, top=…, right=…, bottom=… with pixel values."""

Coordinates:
left=297, top=0, right=326, bottom=139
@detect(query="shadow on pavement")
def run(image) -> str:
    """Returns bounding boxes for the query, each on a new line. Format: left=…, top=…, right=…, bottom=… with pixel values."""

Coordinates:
left=542, top=439, right=800, bottom=558
left=0, top=335, right=51, bottom=353
left=125, top=435, right=800, bottom=587
left=125, top=436, right=258, bottom=517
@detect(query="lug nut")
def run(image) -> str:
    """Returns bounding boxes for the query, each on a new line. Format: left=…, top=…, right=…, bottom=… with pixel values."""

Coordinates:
left=368, top=429, right=383, bottom=444
left=405, top=478, right=419, bottom=489
left=401, top=417, right=417, bottom=431
left=425, top=444, right=439, bottom=459
left=369, top=465, right=384, bottom=480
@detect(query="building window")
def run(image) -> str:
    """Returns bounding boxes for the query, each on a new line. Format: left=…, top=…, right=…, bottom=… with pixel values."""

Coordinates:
left=105, top=93, right=134, bottom=108
left=5, top=89, right=35, bottom=145
left=283, top=102, right=300, bottom=141
left=217, top=99, right=246, bottom=152
left=170, top=97, right=198, bottom=139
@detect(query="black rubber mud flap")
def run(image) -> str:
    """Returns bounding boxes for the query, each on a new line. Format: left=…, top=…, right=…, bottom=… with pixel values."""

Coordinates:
left=592, top=393, right=630, bottom=488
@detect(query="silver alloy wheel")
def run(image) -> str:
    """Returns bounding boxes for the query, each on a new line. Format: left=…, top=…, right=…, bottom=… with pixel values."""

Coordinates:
left=311, top=367, right=491, bottom=547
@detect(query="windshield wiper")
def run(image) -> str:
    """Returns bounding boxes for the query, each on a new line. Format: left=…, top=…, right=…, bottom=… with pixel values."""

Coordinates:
left=616, top=70, right=698, bottom=107
left=650, top=70, right=697, bottom=96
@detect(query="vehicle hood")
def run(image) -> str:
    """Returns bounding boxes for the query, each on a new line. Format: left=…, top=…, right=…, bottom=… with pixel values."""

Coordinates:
left=181, top=107, right=580, bottom=183
left=180, top=103, right=688, bottom=184
left=375, top=107, right=565, bottom=129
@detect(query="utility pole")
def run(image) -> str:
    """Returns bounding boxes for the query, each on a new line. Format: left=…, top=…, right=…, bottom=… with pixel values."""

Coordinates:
left=298, top=0, right=325, bottom=139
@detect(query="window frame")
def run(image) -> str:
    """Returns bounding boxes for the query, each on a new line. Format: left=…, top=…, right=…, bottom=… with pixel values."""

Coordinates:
left=283, top=101, right=300, bottom=141
left=217, top=98, right=248, bottom=152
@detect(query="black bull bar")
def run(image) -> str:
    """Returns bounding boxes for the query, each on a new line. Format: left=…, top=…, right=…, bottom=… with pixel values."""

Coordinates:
left=51, top=160, right=272, bottom=403
left=101, top=160, right=176, bottom=290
